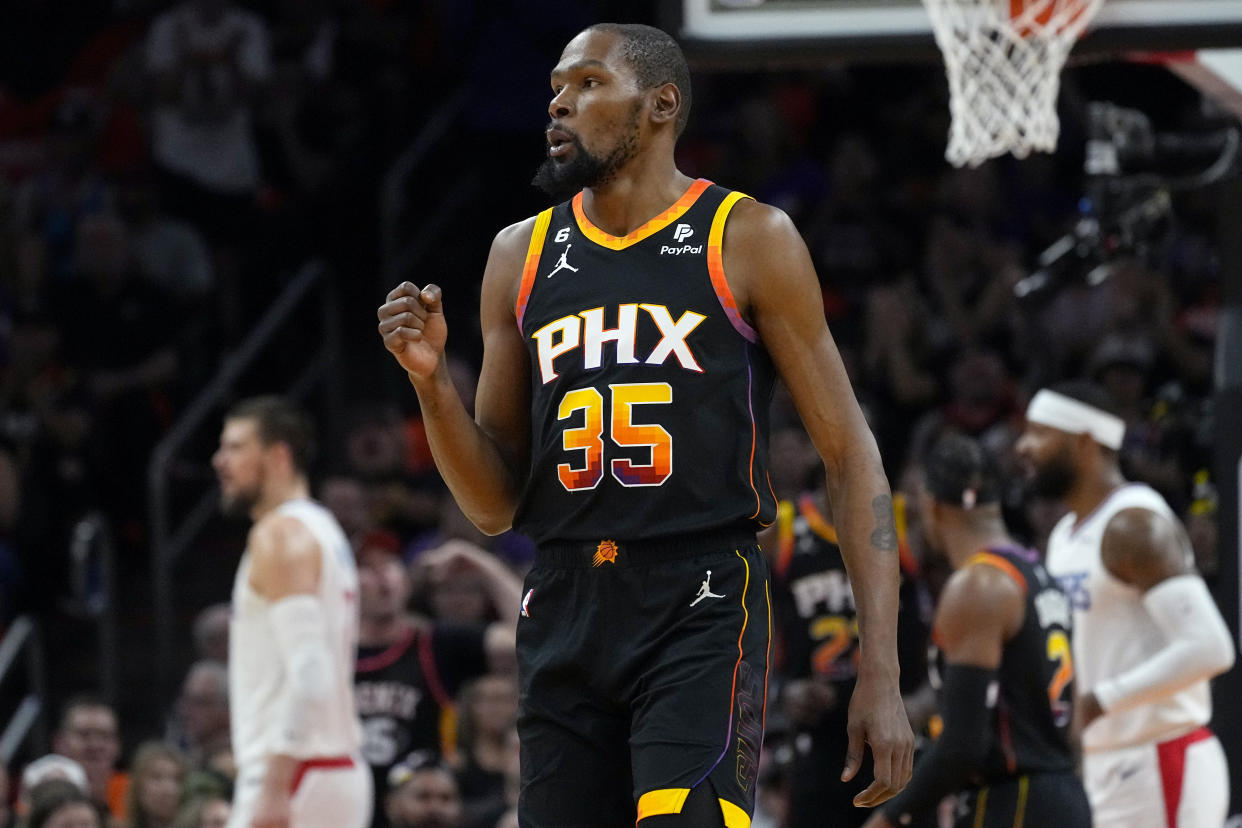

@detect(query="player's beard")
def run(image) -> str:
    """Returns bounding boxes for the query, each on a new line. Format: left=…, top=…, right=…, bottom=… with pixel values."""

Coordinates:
left=532, top=104, right=642, bottom=201
left=219, top=482, right=261, bottom=519
left=1026, top=444, right=1078, bottom=499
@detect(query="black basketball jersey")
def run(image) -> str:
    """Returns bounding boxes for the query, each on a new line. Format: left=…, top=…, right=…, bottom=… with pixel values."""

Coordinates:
left=773, top=493, right=932, bottom=739
left=930, top=546, right=1076, bottom=782
left=512, top=179, right=778, bottom=543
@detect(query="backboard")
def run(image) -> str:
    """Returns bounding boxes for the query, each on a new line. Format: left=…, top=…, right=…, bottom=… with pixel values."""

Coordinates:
left=672, top=0, right=1242, bottom=64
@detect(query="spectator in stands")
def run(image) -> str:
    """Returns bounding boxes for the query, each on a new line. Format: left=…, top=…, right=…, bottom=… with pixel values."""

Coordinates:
left=320, top=473, right=374, bottom=545
left=52, top=696, right=126, bottom=821
left=191, top=605, right=229, bottom=664
left=451, top=675, right=517, bottom=825
left=170, top=661, right=230, bottom=768
left=17, top=755, right=89, bottom=820
left=122, top=742, right=185, bottom=828
left=354, top=535, right=516, bottom=828
left=169, top=793, right=230, bottom=828
left=9, top=90, right=115, bottom=289
left=24, top=778, right=102, bottom=828
left=384, top=758, right=464, bottom=828
left=144, top=0, right=273, bottom=342
left=57, top=213, right=180, bottom=549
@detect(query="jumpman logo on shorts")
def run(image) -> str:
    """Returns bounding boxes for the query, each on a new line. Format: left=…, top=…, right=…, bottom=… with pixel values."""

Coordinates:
left=546, top=243, right=579, bottom=278
left=690, top=570, right=725, bottom=606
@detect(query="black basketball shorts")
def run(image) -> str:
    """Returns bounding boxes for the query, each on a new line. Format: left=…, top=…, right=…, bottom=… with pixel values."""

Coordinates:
left=515, top=529, right=771, bottom=828
left=954, top=771, right=1092, bottom=828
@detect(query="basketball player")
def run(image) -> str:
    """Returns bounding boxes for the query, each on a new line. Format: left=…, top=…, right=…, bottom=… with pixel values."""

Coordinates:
left=213, top=396, right=372, bottom=828
left=766, top=479, right=933, bottom=828
left=865, top=433, right=1091, bottom=828
left=377, top=24, right=912, bottom=827
left=1016, top=382, right=1235, bottom=827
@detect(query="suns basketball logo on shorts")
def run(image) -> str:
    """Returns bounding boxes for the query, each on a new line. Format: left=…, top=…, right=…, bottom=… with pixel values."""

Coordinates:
left=593, top=539, right=619, bottom=566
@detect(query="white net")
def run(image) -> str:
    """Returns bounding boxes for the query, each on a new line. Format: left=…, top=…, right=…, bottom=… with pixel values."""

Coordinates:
left=922, top=0, right=1104, bottom=167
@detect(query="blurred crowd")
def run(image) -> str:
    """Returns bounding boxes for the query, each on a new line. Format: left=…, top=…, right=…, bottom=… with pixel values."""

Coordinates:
left=0, top=0, right=1231, bottom=826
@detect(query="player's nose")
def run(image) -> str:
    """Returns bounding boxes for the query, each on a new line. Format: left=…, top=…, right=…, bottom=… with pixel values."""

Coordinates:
left=549, top=90, right=572, bottom=120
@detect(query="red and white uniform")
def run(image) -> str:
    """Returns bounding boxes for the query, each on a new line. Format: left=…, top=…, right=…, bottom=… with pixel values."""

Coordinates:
left=229, top=498, right=371, bottom=828
left=1046, top=483, right=1228, bottom=828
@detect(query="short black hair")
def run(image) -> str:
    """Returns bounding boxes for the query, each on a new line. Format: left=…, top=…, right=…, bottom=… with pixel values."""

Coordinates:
left=923, top=432, right=1000, bottom=509
left=226, top=395, right=316, bottom=474
left=588, top=23, right=692, bottom=136
left=1048, top=380, right=1123, bottom=419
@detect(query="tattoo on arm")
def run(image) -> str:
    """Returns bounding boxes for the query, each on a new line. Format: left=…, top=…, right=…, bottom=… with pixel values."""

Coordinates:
left=870, top=494, right=898, bottom=551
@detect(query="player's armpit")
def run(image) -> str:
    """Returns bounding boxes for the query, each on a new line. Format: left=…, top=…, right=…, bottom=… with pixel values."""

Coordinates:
left=1100, top=507, right=1193, bottom=591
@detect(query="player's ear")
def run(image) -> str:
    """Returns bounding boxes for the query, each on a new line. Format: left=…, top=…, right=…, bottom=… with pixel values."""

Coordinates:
left=650, top=83, right=681, bottom=128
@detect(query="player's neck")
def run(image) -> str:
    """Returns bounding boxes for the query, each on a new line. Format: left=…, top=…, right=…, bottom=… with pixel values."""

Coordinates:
left=358, top=612, right=411, bottom=647
left=945, top=514, right=1013, bottom=569
left=250, top=478, right=310, bottom=521
left=580, top=158, right=693, bottom=237
left=1066, top=465, right=1127, bottom=523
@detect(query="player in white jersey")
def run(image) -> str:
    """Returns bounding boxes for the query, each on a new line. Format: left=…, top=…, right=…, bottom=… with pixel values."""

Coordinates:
left=1016, top=382, right=1235, bottom=828
left=213, top=396, right=373, bottom=828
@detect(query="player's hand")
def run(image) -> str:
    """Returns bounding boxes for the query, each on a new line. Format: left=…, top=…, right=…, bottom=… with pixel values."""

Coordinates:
left=1076, top=691, right=1104, bottom=732
left=249, top=787, right=292, bottom=828
left=378, top=282, right=448, bottom=380
left=843, top=669, right=914, bottom=807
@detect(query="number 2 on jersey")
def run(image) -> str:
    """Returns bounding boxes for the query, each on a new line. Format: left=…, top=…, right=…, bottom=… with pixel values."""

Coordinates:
left=557, top=382, right=673, bottom=491
left=1046, top=629, right=1074, bottom=725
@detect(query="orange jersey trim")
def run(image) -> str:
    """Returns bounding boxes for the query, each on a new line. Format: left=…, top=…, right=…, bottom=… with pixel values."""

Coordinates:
left=515, top=207, right=554, bottom=329
left=893, top=492, right=920, bottom=577
left=797, top=493, right=840, bottom=545
left=707, top=191, right=758, bottom=343
left=965, top=551, right=1029, bottom=595
left=572, top=178, right=711, bottom=250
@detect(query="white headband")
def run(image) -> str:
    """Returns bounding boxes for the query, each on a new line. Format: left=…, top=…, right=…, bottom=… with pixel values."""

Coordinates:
left=1026, top=389, right=1125, bottom=450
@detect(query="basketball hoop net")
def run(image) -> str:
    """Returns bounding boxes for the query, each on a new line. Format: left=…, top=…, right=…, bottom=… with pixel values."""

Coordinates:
left=922, top=0, right=1104, bottom=167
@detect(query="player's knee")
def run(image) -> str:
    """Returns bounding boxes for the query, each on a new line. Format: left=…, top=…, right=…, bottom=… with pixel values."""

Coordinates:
left=639, top=782, right=727, bottom=828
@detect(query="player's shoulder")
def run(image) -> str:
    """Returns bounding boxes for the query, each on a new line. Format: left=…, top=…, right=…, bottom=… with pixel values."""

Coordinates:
left=1100, top=503, right=1191, bottom=587
left=493, top=214, right=543, bottom=256
left=953, top=557, right=1026, bottom=602
left=483, top=215, right=544, bottom=297
left=248, top=509, right=322, bottom=568
left=938, top=556, right=1026, bottom=630
left=720, top=196, right=801, bottom=244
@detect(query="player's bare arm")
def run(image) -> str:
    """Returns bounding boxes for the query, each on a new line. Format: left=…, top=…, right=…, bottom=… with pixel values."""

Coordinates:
left=1078, top=506, right=1234, bottom=727
left=245, top=514, right=325, bottom=828
left=863, top=565, right=1022, bottom=828
left=724, top=198, right=914, bottom=805
left=377, top=219, right=535, bottom=534
left=1099, top=506, right=1192, bottom=591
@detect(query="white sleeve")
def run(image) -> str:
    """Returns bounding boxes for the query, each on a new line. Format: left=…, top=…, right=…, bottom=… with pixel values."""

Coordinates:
left=268, top=594, right=334, bottom=757
left=1094, top=574, right=1236, bottom=713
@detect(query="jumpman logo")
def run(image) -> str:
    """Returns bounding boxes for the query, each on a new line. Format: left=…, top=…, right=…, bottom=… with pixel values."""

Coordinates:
left=690, top=570, right=726, bottom=607
left=546, top=243, right=579, bottom=278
